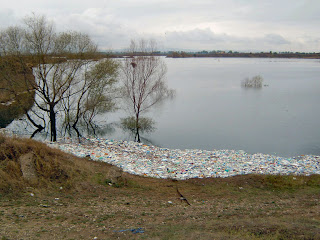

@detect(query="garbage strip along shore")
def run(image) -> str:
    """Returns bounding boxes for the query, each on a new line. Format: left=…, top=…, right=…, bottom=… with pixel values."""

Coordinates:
left=47, top=138, right=320, bottom=180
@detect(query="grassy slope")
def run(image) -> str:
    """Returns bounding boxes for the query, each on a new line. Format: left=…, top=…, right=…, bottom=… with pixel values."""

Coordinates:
left=0, top=135, right=319, bottom=240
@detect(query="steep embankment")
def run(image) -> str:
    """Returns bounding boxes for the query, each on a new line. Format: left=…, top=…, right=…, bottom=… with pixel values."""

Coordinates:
left=0, top=134, right=128, bottom=194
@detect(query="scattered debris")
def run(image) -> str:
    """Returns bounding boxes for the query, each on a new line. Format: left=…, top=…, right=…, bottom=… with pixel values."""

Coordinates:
left=176, top=187, right=191, bottom=205
left=114, top=228, right=144, bottom=234
left=40, top=204, right=50, bottom=208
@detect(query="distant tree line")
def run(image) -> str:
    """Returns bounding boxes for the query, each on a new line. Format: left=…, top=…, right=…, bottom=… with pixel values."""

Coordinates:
left=166, top=51, right=320, bottom=59
left=109, top=50, right=320, bottom=59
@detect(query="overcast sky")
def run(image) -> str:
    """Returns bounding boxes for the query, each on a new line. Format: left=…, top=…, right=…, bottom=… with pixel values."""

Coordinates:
left=1, top=0, right=320, bottom=52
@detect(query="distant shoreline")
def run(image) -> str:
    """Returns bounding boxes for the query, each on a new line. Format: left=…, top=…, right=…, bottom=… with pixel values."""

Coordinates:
left=110, top=52, right=320, bottom=59
left=166, top=52, right=320, bottom=59
left=166, top=55, right=320, bottom=59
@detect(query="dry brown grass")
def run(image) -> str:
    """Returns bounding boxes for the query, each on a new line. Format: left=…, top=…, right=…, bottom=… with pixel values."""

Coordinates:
left=0, top=135, right=319, bottom=240
left=0, top=134, right=108, bottom=194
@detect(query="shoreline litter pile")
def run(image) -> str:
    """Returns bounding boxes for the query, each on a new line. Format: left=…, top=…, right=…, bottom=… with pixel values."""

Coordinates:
left=48, top=138, right=320, bottom=179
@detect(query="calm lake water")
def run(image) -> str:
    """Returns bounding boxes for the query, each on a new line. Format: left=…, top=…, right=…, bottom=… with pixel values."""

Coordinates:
left=108, top=57, right=320, bottom=157
left=6, top=57, right=320, bottom=157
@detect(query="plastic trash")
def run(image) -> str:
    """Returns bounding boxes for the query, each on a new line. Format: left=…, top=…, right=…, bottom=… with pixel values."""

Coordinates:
left=47, top=138, right=320, bottom=180
left=114, top=228, right=145, bottom=234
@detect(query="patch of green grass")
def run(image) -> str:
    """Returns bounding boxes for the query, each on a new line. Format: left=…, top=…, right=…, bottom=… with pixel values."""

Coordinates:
left=125, top=179, right=152, bottom=190
left=264, top=175, right=320, bottom=191
left=55, top=215, right=67, bottom=221
left=96, top=214, right=115, bottom=222
left=92, top=173, right=105, bottom=185
left=25, top=201, right=38, bottom=207
left=40, top=227, right=48, bottom=232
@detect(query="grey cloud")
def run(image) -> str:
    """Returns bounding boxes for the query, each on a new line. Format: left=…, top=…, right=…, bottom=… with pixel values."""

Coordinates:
left=0, top=9, right=18, bottom=28
left=1, top=0, right=319, bottom=52
left=165, top=28, right=229, bottom=43
left=163, top=28, right=292, bottom=51
left=53, top=9, right=137, bottom=50
left=262, top=34, right=290, bottom=45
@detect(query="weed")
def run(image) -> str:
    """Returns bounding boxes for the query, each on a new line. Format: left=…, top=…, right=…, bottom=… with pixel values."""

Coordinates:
left=0, top=135, right=5, bottom=144
left=55, top=215, right=67, bottom=221
left=97, top=214, right=115, bottom=222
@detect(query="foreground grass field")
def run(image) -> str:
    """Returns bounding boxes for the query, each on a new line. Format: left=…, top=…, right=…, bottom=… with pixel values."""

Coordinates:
left=0, top=135, right=319, bottom=239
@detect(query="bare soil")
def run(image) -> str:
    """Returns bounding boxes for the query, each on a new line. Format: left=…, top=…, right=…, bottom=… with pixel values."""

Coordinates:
left=1, top=170, right=319, bottom=240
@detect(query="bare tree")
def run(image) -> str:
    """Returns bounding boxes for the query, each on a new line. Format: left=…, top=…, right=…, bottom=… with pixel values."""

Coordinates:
left=0, top=14, right=118, bottom=141
left=241, top=75, right=264, bottom=88
left=120, top=39, right=174, bottom=142
left=61, top=58, right=119, bottom=137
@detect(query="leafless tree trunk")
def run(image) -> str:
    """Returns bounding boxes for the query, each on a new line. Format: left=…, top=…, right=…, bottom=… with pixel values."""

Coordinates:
left=120, top=39, right=175, bottom=142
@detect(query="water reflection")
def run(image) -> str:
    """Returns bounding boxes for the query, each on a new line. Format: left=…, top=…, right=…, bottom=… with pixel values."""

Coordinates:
left=5, top=58, right=320, bottom=157
left=120, top=116, right=156, bottom=142
left=58, top=121, right=117, bottom=142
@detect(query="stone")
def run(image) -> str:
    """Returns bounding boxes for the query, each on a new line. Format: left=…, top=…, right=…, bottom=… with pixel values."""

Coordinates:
left=19, top=152, right=38, bottom=183
left=107, top=165, right=123, bottom=184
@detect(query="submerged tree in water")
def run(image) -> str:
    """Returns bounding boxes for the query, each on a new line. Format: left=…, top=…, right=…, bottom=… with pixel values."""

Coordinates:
left=121, top=116, right=155, bottom=141
left=0, top=14, right=119, bottom=141
left=120, top=39, right=175, bottom=142
left=61, top=59, right=119, bottom=138
left=242, top=75, right=264, bottom=88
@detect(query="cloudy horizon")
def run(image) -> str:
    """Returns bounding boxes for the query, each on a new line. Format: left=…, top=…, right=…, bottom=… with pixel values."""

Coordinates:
left=1, top=0, right=319, bottom=52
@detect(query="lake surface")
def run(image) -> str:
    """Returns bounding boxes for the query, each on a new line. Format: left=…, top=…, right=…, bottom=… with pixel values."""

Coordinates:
left=6, top=57, right=320, bottom=157
left=107, top=57, right=320, bottom=157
